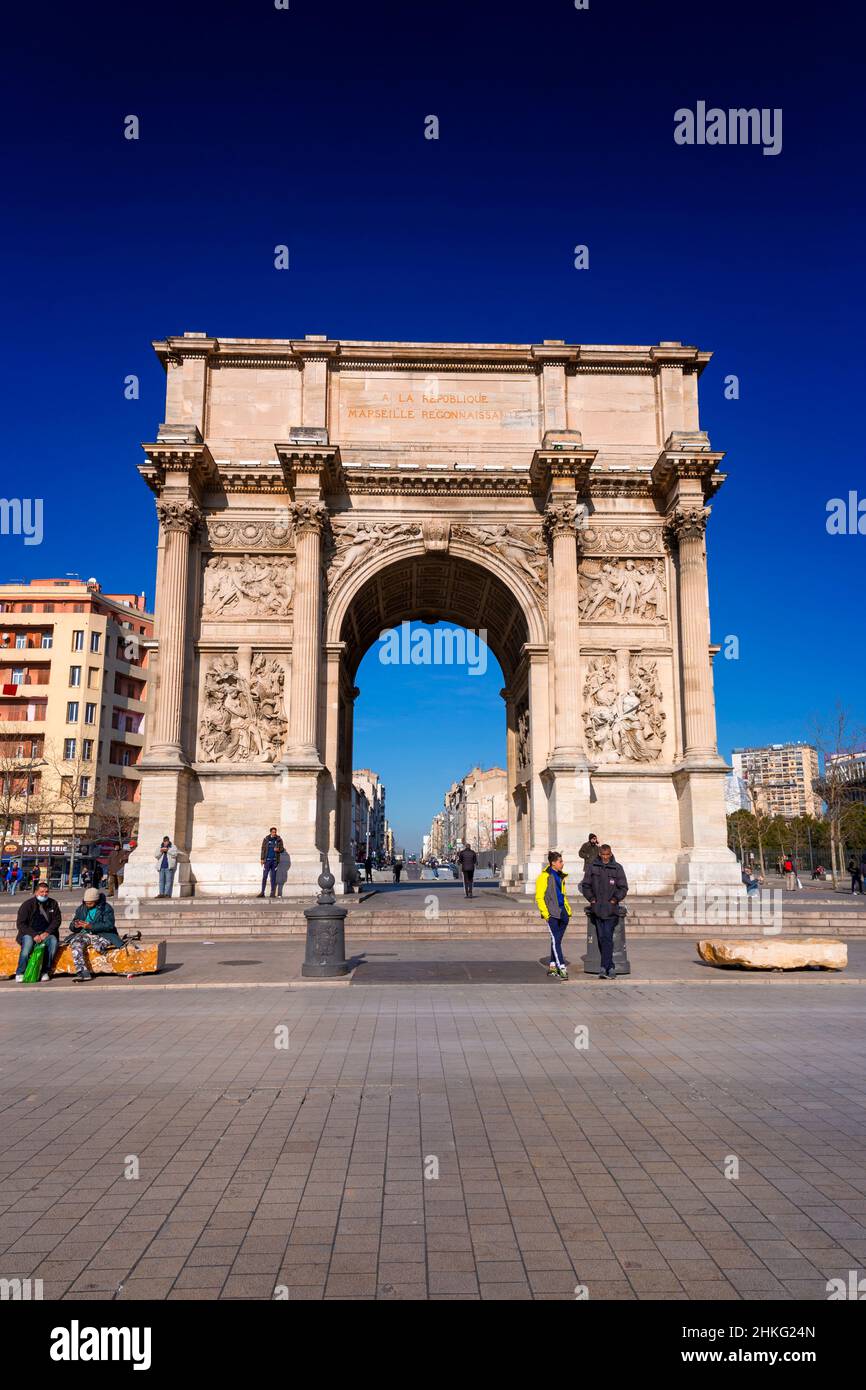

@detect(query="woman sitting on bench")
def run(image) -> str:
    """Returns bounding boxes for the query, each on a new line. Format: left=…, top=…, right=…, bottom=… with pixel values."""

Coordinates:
left=67, top=887, right=124, bottom=982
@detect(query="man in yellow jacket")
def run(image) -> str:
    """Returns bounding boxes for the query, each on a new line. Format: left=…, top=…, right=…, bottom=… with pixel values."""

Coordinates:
left=535, top=850, right=572, bottom=979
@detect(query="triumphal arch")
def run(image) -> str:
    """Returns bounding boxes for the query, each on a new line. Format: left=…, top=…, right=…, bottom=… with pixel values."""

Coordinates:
left=121, top=333, right=741, bottom=899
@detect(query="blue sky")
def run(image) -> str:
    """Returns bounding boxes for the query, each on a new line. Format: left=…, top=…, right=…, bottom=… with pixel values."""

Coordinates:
left=2, top=0, right=862, bottom=850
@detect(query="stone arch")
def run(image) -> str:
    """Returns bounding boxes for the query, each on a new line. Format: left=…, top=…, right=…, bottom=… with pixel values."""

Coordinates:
left=326, top=535, right=548, bottom=679
left=323, top=539, right=547, bottom=889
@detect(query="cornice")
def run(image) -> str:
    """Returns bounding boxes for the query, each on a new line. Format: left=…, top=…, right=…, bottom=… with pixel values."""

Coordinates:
left=152, top=337, right=713, bottom=377
left=139, top=439, right=220, bottom=496
left=340, top=470, right=536, bottom=498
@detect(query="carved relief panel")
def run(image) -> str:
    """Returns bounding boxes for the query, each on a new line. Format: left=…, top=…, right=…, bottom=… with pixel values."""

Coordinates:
left=583, top=650, right=666, bottom=763
left=198, top=648, right=287, bottom=764
left=202, top=553, right=295, bottom=617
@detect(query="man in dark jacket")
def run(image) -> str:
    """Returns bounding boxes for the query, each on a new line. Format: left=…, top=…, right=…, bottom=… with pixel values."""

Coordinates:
left=580, top=844, right=629, bottom=979
left=456, top=844, right=478, bottom=898
left=259, top=827, right=285, bottom=898
left=106, top=843, right=129, bottom=897
left=66, top=888, right=124, bottom=982
left=14, top=881, right=62, bottom=981
left=578, top=833, right=599, bottom=866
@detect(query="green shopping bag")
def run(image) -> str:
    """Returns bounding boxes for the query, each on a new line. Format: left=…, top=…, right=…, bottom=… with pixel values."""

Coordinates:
left=22, top=941, right=46, bottom=983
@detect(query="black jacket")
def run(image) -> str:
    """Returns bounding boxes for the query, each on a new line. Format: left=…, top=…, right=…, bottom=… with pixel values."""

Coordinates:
left=260, top=834, right=284, bottom=863
left=16, top=895, right=62, bottom=943
left=580, top=855, right=629, bottom=920
left=457, top=848, right=478, bottom=872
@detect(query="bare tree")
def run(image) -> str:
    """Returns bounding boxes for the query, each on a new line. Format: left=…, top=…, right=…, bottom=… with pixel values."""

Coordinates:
left=94, top=776, right=139, bottom=847
left=811, top=706, right=866, bottom=888
left=42, top=738, right=96, bottom=886
left=0, top=723, right=47, bottom=851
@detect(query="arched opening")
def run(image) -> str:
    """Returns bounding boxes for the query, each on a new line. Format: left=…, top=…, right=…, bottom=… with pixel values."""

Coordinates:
left=325, top=550, right=537, bottom=891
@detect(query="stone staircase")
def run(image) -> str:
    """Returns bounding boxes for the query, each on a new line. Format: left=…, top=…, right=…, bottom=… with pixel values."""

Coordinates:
left=112, top=893, right=866, bottom=939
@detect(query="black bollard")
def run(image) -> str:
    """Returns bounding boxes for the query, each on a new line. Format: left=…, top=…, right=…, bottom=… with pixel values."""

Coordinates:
left=302, top=863, right=350, bottom=979
left=582, top=905, right=632, bottom=976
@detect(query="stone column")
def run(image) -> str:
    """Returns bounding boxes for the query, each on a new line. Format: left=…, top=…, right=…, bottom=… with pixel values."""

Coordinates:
left=540, top=501, right=592, bottom=869
left=666, top=503, right=742, bottom=892
left=120, top=495, right=200, bottom=901
left=278, top=499, right=328, bottom=893
left=149, top=497, right=201, bottom=758
left=544, top=499, right=584, bottom=760
left=666, top=504, right=716, bottom=757
left=286, top=500, right=327, bottom=762
left=499, top=688, right=519, bottom=887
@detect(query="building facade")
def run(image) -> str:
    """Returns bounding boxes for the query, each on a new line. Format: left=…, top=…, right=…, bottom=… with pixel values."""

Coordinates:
left=352, top=768, right=387, bottom=859
left=434, top=766, right=508, bottom=853
left=731, top=744, right=820, bottom=819
left=825, top=751, right=866, bottom=806
left=0, top=578, right=152, bottom=850
left=121, top=332, right=740, bottom=899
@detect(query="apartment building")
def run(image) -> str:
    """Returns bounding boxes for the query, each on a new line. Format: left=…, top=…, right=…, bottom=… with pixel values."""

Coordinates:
left=350, top=768, right=390, bottom=862
left=438, top=766, right=508, bottom=854
left=0, top=577, right=153, bottom=857
left=731, top=743, right=820, bottom=819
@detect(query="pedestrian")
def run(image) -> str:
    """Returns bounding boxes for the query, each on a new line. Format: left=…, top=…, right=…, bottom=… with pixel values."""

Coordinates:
left=393, top=859, right=403, bottom=884
left=106, top=843, right=128, bottom=897
left=65, top=887, right=124, bottom=982
left=580, top=842, right=629, bottom=980
left=258, top=826, right=284, bottom=898
left=741, top=865, right=759, bottom=896
left=578, top=833, right=599, bottom=867
left=92, top=860, right=103, bottom=890
left=456, top=844, right=478, bottom=898
left=847, top=858, right=864, bottom=894
left=14, top=879, right=61, bottom=982
left=535, top=850, right=572, bottom=980
left=364, top=853, right=373, bottom=884
left=154, top=836, right=179, bottom=898
left=80, top=867, right=91, bottom=892
left=9, top=863, right=23, bottom=896
left=783, top=856, right=796, bottom=891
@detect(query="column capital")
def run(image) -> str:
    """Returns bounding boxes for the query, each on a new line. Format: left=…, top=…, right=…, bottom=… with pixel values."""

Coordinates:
left=288, top=499, right=328, bottom=536
left=156, top=497, right=203, bottom=536
left=543, top=499, right=583, bottom=543
left=664, top=503, right=710, bottom=547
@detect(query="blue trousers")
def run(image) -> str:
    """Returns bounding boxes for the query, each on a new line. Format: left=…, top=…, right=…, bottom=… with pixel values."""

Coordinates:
left=547, top=914, right=569, bottom=968
left=262, top=861, right=277, bottom=895
left=158, top=864, right=175, bottom=897
left=16, top=934, right=58, bottom=976
left=593, top=915, right=616, bottom=973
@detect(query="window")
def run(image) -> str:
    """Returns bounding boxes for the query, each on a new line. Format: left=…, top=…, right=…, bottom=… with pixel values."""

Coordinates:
left=43, top=603, right=54, bottom=613
left=69, top=665, right=81, bottom=686
left=66, top=701, right=79, bottom=723
left=79, top=776, right=91, bottom=797
left=11, top=668, right=25, bottom=684
left=72, top=630, right=84, bottom=651
left=90, top=631, right=100, bottom=652
left=82, top=739, right=93, bottom=760
left=73, top=604, right=84, bottom=613
left=15, top=635, right=26, bottom=649
left=40, top=634, right=52, bottom=649
left=64, top=738, right=77, bottom=760
left=21, top=604, right=32, bottom=613
left=85, top=702, right=96, bottom=724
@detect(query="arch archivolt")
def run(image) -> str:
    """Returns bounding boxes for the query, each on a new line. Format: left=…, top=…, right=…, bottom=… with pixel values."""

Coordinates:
left=325, top=532, right=548, bottom=669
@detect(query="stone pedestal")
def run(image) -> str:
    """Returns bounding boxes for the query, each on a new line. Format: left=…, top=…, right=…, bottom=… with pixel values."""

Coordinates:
left=120, top=768, right=194, bottom=900
left=278, top=762, right=325, bottom=895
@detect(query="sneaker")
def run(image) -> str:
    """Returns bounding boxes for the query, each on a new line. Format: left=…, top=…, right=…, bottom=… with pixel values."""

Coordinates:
left=15, top=974, right=24, bottom=982
left=72, top=971, right=93, bottom=983
left=547, top=964, right=559, bottom=977
left=40, top=973, right=50, bottom=982
left=558, top=966, right=569, bottom=980
left=597, top=968, right=608, bottom=979
left=608, top=966, right=616, bottom=979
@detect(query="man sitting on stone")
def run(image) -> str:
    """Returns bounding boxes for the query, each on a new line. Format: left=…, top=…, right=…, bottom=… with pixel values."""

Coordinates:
left=66, top=887, right=124, bottom=982
left=14, top=880, right=62, bottom=982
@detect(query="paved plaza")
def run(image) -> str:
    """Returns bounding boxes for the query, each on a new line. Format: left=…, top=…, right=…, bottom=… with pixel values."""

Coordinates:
left=2, top=958, right=866, bottom=1301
